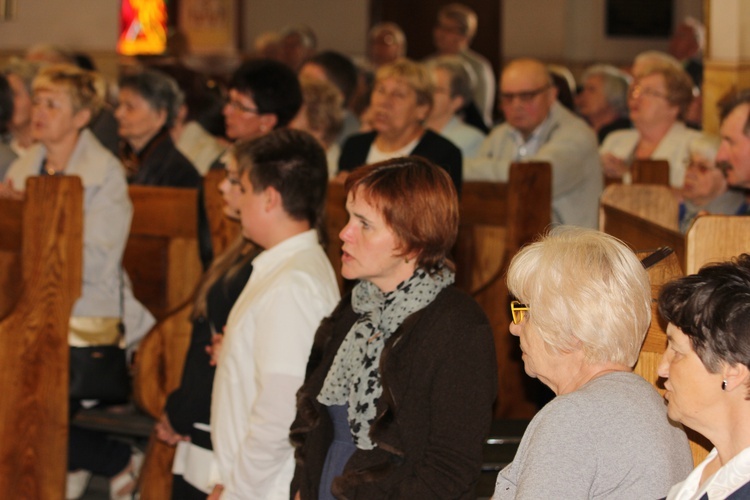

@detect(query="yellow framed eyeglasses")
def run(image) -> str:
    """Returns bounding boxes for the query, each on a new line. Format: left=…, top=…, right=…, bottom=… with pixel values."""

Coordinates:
left=510, top=300, right=529, bottom=324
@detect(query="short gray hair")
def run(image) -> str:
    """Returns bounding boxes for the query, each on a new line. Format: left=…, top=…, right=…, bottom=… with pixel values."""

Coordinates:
left=118, top=68, right=184, bottom=128
left=581, top=64, right=631, bottom=117
left=507, top=226, right=651, bottom=367
left=429, top=56, right=473, bottom=104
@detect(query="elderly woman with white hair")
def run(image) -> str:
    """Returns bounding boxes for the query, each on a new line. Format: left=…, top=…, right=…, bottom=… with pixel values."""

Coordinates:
left=492, top=226, right=693, bottom=499
left=679, top=133, right=746, bottom=233
left=576, top=64, right=631, bottom=143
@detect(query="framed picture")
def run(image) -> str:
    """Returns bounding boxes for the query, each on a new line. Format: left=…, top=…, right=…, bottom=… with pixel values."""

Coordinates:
left=118, top=0, right=169, bottom=55
left=606, top=0, right=673, bottom=38
left=178, top=0, right=239, bottom=54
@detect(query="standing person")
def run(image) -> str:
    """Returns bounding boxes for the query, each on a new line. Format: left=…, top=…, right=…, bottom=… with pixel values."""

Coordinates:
left=716, top=89, right=750, bottom=212
left=466, top=58, right=602, bottom=228
left=154, top=158, right=256, bottom=498
left=290, top=157, right=497, bottom=499
left=0, top=63, right=154, bottom=500
left=492, top=226, right=693, bottom=499
left=116, top=68, right=201, bottom=188
left=658, top=255, right=750, bottom=499
left=429, top=3, right=496, bottom=128
left=210, top=129, right=340, bottom=499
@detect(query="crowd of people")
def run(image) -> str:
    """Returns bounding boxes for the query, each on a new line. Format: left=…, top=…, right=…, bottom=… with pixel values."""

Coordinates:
left=1, top=3, right=750, bottom=499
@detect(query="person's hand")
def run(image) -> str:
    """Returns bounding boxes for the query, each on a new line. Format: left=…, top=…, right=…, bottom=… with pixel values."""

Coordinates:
left=0, top=179, right=23, bottom=200
left=154, top=413, right=189, bottom=446
left=601, top=153, right=630, bottom=179
left=206, top=333, right=224, bottom=366
left=207, top=484, right=224, bottom=500
left=293, top=491, right=301, bottom=500
left=333, top=170, right=349, bottom=184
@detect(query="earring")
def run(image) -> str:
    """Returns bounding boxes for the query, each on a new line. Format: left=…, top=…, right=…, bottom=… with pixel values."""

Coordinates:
left=405, top=257, right=410, bottom=263
left=722, top=380, right=727, bottom=391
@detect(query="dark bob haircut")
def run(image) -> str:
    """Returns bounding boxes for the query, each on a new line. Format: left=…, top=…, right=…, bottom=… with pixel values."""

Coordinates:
left=659, top=253, right=750, bottom=373
left=229, top=59, right=302, bottom=129
left=233, top=129, right=328, bottom=236
left=344, top=156, right=459, bottom=272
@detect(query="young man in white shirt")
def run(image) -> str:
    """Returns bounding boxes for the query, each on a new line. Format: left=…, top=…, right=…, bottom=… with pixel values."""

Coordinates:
left=209, top=129, right=340, bottom=499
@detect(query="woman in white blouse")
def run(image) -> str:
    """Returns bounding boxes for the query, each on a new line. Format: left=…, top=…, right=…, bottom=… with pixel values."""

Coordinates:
left=658, top=255, right=750, bottom=499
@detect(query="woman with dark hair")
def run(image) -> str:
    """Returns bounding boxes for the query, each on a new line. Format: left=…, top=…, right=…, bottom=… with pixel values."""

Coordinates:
left=290, top=156, right=496, bottom=499
left=116, top=68, right=201, bottom=187
left=658, top=255, right=750, bottom=499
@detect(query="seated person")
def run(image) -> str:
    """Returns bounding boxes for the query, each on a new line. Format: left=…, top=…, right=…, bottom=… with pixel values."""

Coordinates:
left=338, top=58, right=462, bottom=193
left=600, top=63, right=699, bottom=187
left=679, top=134, right=745, bottom=233
left=210, top=129, right=340, bottom=499
left=425, top=56, right=486, bottom=160
left=289, top=76, right=344, bottom=178
left=576, top=64, right=631, bottom=143
left=466, top=58, right=602, bottom=228
left=115, top=68, right=201, bottom=187
left=492, top=226, right=693, bottom=499
left=0, top=74, right=16, bottom=179
left=2, top=58, right=42, bottom=156
left=658, top=255, right=750, bottom=499
left=366, top=22, right=407, bottom=70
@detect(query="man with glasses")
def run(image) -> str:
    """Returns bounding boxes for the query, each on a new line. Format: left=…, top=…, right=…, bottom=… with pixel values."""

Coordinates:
left=466, top=58, right=602, bottom=228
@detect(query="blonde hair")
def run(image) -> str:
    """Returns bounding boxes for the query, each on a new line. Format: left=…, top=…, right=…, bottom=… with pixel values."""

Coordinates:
left=32, top=63, right=102, bottom=117
left=375, top=58, right=434, bottom=110
left=507, top=226, right=651, bottom=367
left=298, top=76, right=344, bottom=147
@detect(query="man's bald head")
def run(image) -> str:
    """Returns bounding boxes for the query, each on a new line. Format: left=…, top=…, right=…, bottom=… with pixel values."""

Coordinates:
left=500, top=58, right=557, bottom=138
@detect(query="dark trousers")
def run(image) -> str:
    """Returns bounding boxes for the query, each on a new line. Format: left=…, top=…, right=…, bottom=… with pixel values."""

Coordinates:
left=68, top=401, right=130, bottom=477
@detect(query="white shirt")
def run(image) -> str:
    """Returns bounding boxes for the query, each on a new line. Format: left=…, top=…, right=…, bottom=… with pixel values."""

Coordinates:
left=366, top=136, right=420, bottom=164
left=211, top=229, right=340, bottom=500
left=175, top=121, right=225, bottom=175
left=668, top=447, right=750, bottom=500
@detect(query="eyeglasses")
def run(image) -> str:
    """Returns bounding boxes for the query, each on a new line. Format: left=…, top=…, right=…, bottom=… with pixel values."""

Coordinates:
left=629, top=84, right=669, bottom=101
left=684, top=159, right=718, bottom=174
left=510, top=300, right=529, bottom=324
left=225, top=98, right=261, bottom=115
left=500, top=84, right=551, bottom=104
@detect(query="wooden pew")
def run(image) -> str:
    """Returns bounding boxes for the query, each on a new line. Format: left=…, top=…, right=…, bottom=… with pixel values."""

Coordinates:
left=0, top=176, right=83, bottom=498
left=635, top=249, right=711, bottom=466
left=456, top=162, right=552, bottom=418
left=124, top=185, right=203, bottom=321
left=601, top=184, right=750, bottom=274
left=605, top=159, right=671, bottom=187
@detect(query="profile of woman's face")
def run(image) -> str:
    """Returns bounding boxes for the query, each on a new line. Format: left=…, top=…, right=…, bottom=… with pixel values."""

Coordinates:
left=114, top=87, right=167, bottom=150
left=30, top=84, right=86, bottom=146
left=509, top=315, right=560, bottom=391
left=7, top=74, right=32, bottom=130
left=657, top=323, right=724, bottom=430
left=339, top=187, right=416, bottom=292
left=369, top=76, right=429, bottom=140
left=218, top=155, right=243, bottom=220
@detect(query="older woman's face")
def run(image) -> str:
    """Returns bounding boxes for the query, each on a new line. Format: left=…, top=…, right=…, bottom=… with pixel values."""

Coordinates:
left=509, top=315, right=562, bottom=392
left=340, top=187, right=416, bottom=293
left=115, top=87, right=167, bottom=150
left=31, top=85, right=86, bottom=146
left=628, top=73, right=679, bottom=129
left=218, top=155, right=243, bottom=220
left=370, top=76, right=429, bottom=141
left=657, top=323, right=723, bottom=429
left=682, top=152, right=727, bottom=206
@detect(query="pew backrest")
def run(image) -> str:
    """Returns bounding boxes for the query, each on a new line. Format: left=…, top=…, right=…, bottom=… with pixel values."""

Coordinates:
left=125, top=185, right=203, bottom=321
left=0, top=176, right=83, bottom=497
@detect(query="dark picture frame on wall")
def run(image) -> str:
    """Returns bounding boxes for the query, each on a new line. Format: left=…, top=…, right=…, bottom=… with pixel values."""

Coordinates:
left=606, top=0, right=673, bottom=38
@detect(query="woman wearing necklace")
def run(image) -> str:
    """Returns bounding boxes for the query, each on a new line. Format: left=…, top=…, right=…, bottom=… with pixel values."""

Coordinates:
left=337, top=59, right=462, bottom=193
left=491, top=227, right=693, bottom=499
left=658, top=256, right=750, bottom=500
left=290, top=157, right=496, bottom=499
